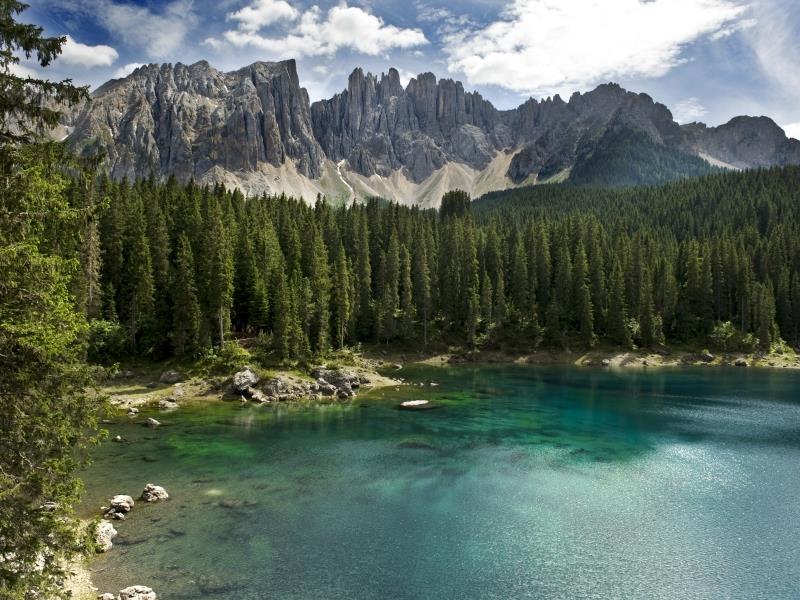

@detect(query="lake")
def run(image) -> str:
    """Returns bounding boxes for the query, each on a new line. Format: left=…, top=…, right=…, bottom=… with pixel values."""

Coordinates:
left=80, top=365, right=800, bottom=599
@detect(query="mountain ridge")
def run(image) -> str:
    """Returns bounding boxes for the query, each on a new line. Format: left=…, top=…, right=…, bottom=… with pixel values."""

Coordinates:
left=65, top=59, right=800, bottom=205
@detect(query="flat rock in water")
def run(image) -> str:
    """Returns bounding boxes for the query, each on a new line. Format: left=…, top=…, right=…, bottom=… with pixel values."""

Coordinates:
left=398, top=400, right=440, bottom=411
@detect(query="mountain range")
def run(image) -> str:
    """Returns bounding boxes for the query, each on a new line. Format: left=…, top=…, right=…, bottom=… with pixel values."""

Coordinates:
left=63, top=59, right=800, bottom=206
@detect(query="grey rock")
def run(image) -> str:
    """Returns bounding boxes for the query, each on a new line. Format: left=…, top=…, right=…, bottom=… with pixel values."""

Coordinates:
left=108, top=494, right=134, bottom=514
left=141, top=483, right=169, bottom=502
left=157, top=399, right=178, bottom=411
left=146, top=417, right=160, bottom=428
left=98, top=594, right=115, bottom=600
left=65, top=62, right=800, bottom=206
left=734, top=357, right=749, bottom=367
left=158, top=370, right=182, bottom=384
left=232, top=367, right=259, bottom=393
left=118, top=585, right=157, bottom=600
left=700, top=350, right=715, bottom=363
left=95, top=521, right=117, bottom=552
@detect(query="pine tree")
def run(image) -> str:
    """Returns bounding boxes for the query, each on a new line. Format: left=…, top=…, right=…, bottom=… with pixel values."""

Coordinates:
left=607, top=258, right=632, bottom=347
left=412, top=231, right=432, bottom=345
left=578, top=283, right=594, bottom=348
left=639, top=266, right=657, bottom=347
left=171, top=234, right=201, bottom=356
left=204, top=198, right=234, bottom=346
left=378, top=229, right=400, bottom=342
left=331, top=241, right=352, bottom=349
left=400, top=244, right=414, bottom=340
left=0, top=5, right=100, bottom=597
left=308, top=226, right=330, bottom=354
left=121, top=199, right=155, bottom=352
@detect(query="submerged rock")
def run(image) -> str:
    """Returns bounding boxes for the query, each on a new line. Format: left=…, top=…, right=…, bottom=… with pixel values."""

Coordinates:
left=95, top=520, right=118, bottom=552
left=141, top=484, right=169, bottom=502
left=398, top=399, right=440, bottom=411
left=146, top=418, right=160, bottom=428
left=118, top=585, right=157, bottom=600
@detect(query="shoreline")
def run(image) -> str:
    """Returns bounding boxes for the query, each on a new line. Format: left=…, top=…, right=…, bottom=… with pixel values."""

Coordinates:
left=367, top=346, right=800, bottom=371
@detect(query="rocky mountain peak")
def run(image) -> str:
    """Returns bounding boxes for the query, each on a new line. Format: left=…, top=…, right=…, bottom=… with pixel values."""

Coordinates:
left=66, top=60, right=800, bottom=204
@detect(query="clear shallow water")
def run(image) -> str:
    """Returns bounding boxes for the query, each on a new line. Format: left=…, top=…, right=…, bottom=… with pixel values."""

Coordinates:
left=80, top=366, right=800, bottom=599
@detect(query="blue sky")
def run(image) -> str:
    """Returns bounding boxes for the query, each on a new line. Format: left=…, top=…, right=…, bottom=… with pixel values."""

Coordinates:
left=21, top=0, right=800, bottom=138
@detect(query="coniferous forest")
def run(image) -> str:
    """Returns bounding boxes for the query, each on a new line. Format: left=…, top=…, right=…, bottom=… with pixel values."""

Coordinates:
left=87, top=166, right=800, bottom=363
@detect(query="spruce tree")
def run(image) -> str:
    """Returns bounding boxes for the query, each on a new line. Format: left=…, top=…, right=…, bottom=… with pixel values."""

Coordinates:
left=172, top=233, right=201, bottom=356
left=331, top=241, right=352, bottom=349
left=607, top=258, right=632, bottom=347
left=412, top=231, right=432, bottom=345
left=400, top=244, right=414, bottom=340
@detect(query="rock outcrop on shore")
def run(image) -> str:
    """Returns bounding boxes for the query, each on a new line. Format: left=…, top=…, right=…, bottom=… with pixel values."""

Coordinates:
left=231, top=366, right=367, bottom=403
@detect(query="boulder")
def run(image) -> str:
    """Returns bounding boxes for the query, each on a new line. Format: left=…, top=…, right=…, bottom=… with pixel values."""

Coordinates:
left=107, top=495, right=134, bottom=517
left=127, top=407, right=139, bottom=416
left=157, top=399, right=178, bottom=411
left=700, top=350, right=715, bottom=363
left=312, top=368, right=361, bottom=399
left=141, top=484, right=169, bottom=502
left=118, top=585, right=157, bottom=600
left=146, top=418, right=160, bottom=428
left=98, top=594, right=115, bottom=600
left=95, top=521, right=118, bottom=552
left=601, top=358, right=611, bottom=366
left=734, top=357, right=749, bottom=367
left=159, top=370, right=182, bottom=384
left=232, top=367, right=259, bottom=393
left=109, top=494, right=134, bottom=512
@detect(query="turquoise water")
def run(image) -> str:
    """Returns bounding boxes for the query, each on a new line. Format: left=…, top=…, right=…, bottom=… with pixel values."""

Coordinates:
left=81, top=365, right=800, bottom=599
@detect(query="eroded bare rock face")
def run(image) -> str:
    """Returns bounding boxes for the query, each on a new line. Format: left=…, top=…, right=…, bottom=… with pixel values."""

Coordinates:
left=69, top=60, right=324, bottom=182
left=67, top=61, right=800, bottom=204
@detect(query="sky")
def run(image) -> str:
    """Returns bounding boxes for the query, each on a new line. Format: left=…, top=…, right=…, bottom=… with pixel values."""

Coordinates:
left=20, top=0, right=800, bottom=139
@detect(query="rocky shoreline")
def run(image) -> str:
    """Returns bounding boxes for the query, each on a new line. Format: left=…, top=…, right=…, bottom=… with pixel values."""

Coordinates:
left=401, top=347, right=800, bottom=370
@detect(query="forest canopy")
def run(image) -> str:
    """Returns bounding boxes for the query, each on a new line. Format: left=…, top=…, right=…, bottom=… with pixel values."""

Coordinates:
left=88, top=167, right=800, bottom=362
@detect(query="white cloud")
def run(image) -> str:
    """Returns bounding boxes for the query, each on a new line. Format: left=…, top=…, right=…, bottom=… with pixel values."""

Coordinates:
left=59, top=34, right=118, bottom=67
left=710, top=16, right=757, bottom=39
left=673, top=97, right=708, bottom=123
left=443, top=0, right=748, bottom=97
left=113, top=62, right=144, bottom=78
left=783, top=122, right=800, bottom=140
left=397, top=68, right=416, bottom=88
left=227, top=0, right=299, bottom=32
left=8, top=61, right=38, bottom=79
left=95, top=0, right=198, bottom=59
left=744, top=0, right=800, bottom=105
left=224, top=3, right=428, bottom=57
left=203, top=37, right=226, bottom=51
